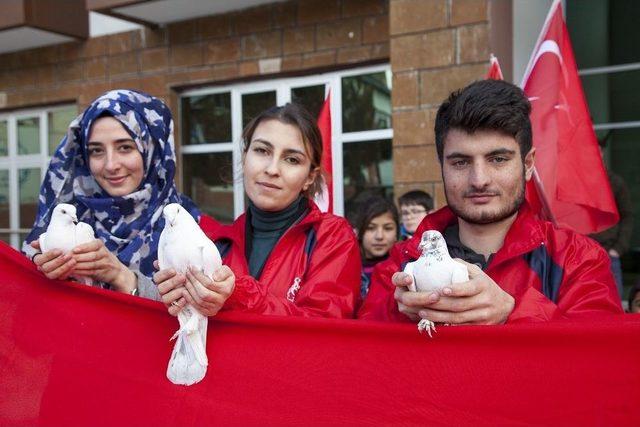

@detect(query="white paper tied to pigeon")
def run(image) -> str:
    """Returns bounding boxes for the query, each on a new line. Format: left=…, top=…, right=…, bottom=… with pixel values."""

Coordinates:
left=403, top=230, right=469, bottom=337
left=158, top=203, right=221, bottom=386
left=39, top=203, right=95, bottom=285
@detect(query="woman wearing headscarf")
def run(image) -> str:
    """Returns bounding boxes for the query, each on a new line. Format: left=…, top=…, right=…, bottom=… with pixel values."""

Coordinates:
left=22, top=89, right=222, bottom=301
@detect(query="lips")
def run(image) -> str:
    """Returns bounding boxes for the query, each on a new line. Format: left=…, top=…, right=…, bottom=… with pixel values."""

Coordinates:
left=466, top=193, right=498, bottom=203
left=257, top=181, right=281, bottom=190
left=105, top=176, right=128, bottom=185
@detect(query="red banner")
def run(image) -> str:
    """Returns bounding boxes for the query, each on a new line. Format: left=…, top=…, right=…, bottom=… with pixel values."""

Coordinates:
left=1, top=241, right=639, bottom=426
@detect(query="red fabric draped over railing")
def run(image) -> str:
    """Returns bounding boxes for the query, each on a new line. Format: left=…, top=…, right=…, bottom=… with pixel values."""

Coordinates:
left=1, top=241, right=639, bottom=427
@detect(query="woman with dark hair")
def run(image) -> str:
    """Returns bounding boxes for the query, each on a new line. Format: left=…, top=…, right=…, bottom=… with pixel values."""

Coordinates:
left=23, top=89, right=221, bottom=301
left=355, top=196, right=399, bottom=299
left=155, top=103, right=362, bottom=318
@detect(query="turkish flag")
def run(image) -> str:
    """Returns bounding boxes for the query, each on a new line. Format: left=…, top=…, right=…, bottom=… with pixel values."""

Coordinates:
left=486, top=54, right=504, bottom=80
left=314, top=92, right=333, bottom=213
left=522, top=0, right=618, bottom=234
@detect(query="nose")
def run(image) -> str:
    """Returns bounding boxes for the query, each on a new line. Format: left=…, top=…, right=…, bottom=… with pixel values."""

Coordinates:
left=373, top=227, right=384, bottom=240
left=469, top=161, right=490, bottom=190
left=264, top=156, right=280, bottom=177
left=104, top=149, right=120, bottom=173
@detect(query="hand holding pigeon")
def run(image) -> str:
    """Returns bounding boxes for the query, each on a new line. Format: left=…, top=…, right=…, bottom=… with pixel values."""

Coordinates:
left=403, top=230, right=469, bottom=336
left=32, top=204, right=95, bottom=284
left=158, top=203, right=224, bottom=386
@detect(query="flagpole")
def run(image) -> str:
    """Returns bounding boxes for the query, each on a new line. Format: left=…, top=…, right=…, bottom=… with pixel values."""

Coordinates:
left=531, top=167, right=558, bottom=226
left=520, top=0, right=562, bottom=87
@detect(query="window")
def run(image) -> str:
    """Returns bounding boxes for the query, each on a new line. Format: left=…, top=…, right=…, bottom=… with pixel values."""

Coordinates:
left=568, top=0, right=640, bottom=291
left=180, top=65, right=393, bottom=223
left=0, top=105, right=77, bottom=248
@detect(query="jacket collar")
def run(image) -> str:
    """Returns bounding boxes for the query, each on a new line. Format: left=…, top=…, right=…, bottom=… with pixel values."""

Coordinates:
left=405, top=202, right=545, bottom=267
left=211, top=198, right=324, bottom=248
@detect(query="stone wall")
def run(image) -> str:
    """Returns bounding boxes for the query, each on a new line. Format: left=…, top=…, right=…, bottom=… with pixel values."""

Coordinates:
left=389, top=0, right=495, bottom=208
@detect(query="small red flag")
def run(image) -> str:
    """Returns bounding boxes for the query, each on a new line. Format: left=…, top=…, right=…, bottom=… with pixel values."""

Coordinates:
left=521, top=0, right=618, bottom=234
left=314, top=91, right=333, bottom=213
left=486, top=54, right=504, bottom=80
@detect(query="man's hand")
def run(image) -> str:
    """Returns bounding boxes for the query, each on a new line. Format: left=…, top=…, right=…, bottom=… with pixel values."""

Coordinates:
left=393, top=259, right=515, bottom=325
left=392, top=271, right=439, bottom=322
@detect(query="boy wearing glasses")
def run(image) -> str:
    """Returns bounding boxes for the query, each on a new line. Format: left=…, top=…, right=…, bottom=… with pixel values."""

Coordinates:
left=398, top=190, right=434, bottom=240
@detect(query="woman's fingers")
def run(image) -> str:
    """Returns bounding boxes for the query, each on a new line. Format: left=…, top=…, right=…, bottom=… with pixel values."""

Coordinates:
left=153, top=268, right=176, bottom=285
left=46, top=256, right=77, bottom=280
left=39, top=252, right=71, bottom=273
left=161, top=287, right=185, bottom=308
left=72, top=239, right=102, bottom=254
left=156, top=272, right=186, bottom=296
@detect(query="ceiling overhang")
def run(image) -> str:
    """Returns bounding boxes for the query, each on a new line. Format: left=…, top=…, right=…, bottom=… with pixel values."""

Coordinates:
left=86, top=0, right=283, bottom=27
left=0, top=0, right=88, bottom=54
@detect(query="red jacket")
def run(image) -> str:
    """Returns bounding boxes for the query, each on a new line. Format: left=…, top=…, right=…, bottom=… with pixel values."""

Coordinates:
left=205, top=200, right=362, bottom=318
left=358, top=203, right=623, bottom=322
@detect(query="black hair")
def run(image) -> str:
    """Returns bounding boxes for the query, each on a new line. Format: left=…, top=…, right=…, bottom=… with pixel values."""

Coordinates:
left=398, top=190, right=433, bottom=211
left=434, top=79, right=532, bottom=163
left=242, top=103, right=324, bottom=198
left=354, top=195, right=399, bottom=249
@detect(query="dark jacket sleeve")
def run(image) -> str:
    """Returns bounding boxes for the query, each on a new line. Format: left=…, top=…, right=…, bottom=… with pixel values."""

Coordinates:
left=508, top=235, right=623, bottom=322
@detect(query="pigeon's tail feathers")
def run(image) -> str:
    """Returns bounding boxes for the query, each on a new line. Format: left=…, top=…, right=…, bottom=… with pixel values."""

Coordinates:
left=167, top=304, right=208, bottom=386
left=403, top=261, right=418, bottom=292
left=77, top=276, right=94, bottom=286
left=451, top=262, right=470, bottom=284
left=166, top=332, right=207, bottom=386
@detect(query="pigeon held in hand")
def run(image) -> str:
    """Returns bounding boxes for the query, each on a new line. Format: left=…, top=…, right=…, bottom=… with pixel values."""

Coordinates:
left=158, top=203, right=222, bottom=386
left=39, top=203, right=95, bottom=285
left=403, top=230, right=469, bottom=337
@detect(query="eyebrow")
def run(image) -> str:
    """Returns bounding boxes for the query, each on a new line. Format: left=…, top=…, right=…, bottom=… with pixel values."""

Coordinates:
left=445, top=148, right=517, bottom=159
left=251, top=138, right=308, bottom=157
left=87, top=138, right=135, bottom=145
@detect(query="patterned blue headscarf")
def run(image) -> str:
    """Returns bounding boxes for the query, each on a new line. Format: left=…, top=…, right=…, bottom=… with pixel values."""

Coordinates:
left=23, top=89, right=200, bottom=279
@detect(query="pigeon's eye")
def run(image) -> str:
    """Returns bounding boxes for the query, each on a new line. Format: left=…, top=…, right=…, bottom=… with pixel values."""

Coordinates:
left=61, top=209, right=66, bottom=214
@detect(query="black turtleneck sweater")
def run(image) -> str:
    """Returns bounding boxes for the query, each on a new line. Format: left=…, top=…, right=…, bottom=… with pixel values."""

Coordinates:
left=245, top=195, right=308, bottom=279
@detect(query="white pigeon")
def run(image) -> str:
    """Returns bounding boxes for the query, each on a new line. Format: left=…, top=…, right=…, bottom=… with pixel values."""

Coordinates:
left=39, top=203, right=95, bottom=285
left=403, top=230, right=469, bottom=337
left=158, top=203, right=222, bottom=386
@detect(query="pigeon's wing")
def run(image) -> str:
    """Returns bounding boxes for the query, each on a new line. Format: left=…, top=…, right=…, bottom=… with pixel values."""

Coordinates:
left=199, top=240, right=221, bottom=279
left=157, top=228, right=169, bottom=271
left=74, top=222, right=95, bottom=246
left=451, top=261, right=469, bottom=284
left=403, top=261, right=417, bottom=292
left=38, top=232, right=49, bottom=253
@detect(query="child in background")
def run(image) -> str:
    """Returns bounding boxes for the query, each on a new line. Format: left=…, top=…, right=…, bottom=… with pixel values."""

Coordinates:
left=398, top=190, right=433, bottom=240
left=355, top=196, right=399, bottom=299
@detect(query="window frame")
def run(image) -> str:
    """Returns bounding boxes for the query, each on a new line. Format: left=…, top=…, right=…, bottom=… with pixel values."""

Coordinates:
left=0, top=104, right=77, bottom=248
left=179, top=63, right=393, bottom=219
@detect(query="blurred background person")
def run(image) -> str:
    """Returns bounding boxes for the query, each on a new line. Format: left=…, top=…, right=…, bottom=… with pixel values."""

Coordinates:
left=355, top=196, right=399, bottom=300
left=590, top=136, right=633, bottom=300
left=398, top=190, right=433, bottom=240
